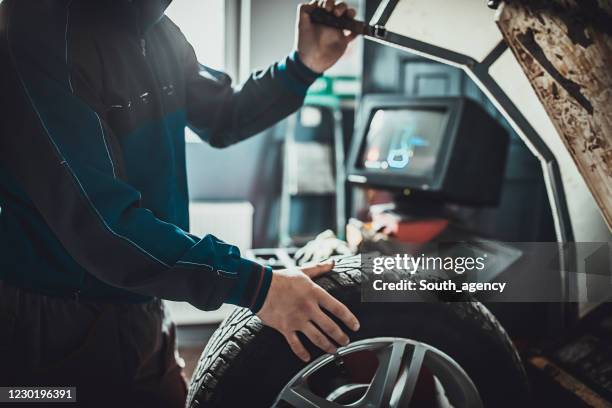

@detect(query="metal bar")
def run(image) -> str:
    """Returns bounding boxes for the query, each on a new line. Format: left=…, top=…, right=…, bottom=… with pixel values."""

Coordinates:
left=370, top=0, right=400, bottom=27
left=480, top=40, right=508, bottom=69
left=333, top=108, right=347, bottom=240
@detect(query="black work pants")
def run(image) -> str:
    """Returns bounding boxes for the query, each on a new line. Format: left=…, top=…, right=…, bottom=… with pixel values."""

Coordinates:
left=0, top=282, right=187, bottom=408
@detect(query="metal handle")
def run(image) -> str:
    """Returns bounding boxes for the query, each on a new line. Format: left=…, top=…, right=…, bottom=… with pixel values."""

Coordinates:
left=308, top=8, right=366, bottom=35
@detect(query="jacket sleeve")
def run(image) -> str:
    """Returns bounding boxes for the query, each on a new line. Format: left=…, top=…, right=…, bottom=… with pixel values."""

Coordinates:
left=0, top=1, right=271, bottom=312
left=178, top=25, right=322, bottom=148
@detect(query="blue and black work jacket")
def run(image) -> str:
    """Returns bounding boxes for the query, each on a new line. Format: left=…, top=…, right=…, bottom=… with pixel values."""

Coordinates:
left=0, top=0, right=319, bottom=311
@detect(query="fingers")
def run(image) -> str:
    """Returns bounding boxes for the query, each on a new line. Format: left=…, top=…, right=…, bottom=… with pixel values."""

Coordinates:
left=317, top=288, right=360, bottom=331
left=341, top=5, right=358, bottom=41
left=333, top=2, right=348, bottom=17
left=346, top=31, right=358, bottom=42
left=314, top=0, right=351, bottom=17
left=312, top=309, right=350, bottom=346
left=319, top=0, right=334, bottom=12
left=285, top=332, right=311, bottom=362
left=303, top=322, right=337, bottom=354
left=301, top=260, right=335, bottom=278
left=323, top=1, right=358, bottom=42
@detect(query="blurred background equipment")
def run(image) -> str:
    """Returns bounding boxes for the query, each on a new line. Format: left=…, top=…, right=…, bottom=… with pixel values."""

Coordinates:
left=279, top=78, right=359, bottom=246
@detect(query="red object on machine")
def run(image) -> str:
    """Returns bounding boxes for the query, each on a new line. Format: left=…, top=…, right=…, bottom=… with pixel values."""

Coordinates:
left=373, top=212, right=449, bottom=244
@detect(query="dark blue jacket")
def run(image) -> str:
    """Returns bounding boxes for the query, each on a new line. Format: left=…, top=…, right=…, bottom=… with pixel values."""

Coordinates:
left=0, top=0, right=319, bottom=311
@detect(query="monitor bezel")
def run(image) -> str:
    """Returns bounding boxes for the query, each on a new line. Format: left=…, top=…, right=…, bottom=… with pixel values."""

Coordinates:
left=347, top=95, right=464, bottom=191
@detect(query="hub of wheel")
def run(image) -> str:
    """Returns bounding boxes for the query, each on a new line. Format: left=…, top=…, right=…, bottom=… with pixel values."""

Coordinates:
left=273, top=337, right=483, bottom=408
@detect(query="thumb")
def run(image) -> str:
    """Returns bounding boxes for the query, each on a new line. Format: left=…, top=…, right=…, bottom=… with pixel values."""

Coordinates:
left=346, top=31, right=358, bottom=42
left=301, top=260, right=335, bottom=278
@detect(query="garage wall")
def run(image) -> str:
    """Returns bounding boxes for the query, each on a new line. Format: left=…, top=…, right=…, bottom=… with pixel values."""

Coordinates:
left=244, top=0, right=303, bottom=74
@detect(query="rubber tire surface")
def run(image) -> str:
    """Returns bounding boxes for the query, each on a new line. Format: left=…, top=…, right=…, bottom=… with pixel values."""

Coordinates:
left=187, top=256, right=529, bottom=407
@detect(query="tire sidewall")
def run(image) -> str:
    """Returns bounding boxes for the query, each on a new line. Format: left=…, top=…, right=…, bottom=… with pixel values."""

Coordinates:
left=194, top=301, right=528, bottom=408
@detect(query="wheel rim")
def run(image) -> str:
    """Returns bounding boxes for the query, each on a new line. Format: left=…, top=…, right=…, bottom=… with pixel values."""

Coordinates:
left=273, top=337, right=483, bottom=408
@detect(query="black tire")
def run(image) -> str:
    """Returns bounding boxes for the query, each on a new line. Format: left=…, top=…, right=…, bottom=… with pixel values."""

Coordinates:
left=187, top=256, right=529, bottom=408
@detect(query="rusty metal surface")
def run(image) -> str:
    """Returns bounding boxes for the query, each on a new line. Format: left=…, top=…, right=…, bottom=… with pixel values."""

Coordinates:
left=497, top=0, right=612, bottom=229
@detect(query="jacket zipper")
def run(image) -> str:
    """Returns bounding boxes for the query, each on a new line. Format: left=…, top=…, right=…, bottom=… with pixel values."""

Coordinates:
left=140, top=35, right=165, bottom=116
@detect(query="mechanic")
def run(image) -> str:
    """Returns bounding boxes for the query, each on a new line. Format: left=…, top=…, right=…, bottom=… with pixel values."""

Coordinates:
left=0, top=0, right=360, bottom=406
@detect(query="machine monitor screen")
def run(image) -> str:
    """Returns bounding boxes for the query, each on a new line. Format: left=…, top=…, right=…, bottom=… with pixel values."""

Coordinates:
left=360, top=108, right=449, bottom=179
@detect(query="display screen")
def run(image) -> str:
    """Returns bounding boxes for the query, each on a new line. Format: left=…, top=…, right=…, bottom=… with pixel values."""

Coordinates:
left=361, top=108, right=449, bottom=179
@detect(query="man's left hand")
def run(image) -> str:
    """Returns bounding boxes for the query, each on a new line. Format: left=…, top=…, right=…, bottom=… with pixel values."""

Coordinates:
left=295, top=0, right=357, bottom=74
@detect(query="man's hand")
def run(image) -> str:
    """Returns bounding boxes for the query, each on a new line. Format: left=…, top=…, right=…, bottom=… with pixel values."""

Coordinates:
left=295, top=0, right=358, bottom=74
left=257, top=261, right=360, bottom=362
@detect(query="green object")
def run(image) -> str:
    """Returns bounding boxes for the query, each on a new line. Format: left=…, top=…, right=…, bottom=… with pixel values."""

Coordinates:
left=306, top=75, right=359, bottom=99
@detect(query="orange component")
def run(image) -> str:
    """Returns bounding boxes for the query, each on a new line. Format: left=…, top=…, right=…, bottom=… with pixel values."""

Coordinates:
left=374, top=213, right=449, bottom=244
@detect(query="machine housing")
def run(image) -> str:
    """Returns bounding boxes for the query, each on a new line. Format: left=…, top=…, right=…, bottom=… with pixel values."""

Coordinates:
left=348, top=95, right=510, bottom=206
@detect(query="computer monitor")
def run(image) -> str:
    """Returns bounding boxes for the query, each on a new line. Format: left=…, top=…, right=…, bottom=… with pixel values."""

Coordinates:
left=348, top=95, right=509, bottom=206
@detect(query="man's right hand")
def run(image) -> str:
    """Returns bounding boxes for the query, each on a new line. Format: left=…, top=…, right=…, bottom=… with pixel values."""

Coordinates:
left=257, top=262, right=360, bottom=362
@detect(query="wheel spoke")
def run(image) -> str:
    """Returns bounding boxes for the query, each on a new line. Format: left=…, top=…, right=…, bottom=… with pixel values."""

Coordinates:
left=273, top=338, right=482, bottom=408
left=392, top=344, right=427, bottom=408
left=280, top=385, right=341, bottom=408
left=360, top=341, right=407, bottom=407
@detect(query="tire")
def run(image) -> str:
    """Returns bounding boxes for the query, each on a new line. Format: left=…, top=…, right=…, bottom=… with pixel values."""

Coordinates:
left=187, top=255, right=529, bottom=408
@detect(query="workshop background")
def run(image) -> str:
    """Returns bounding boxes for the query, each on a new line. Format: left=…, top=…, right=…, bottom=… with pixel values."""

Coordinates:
left=3, top=0, right=608, bottom=405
